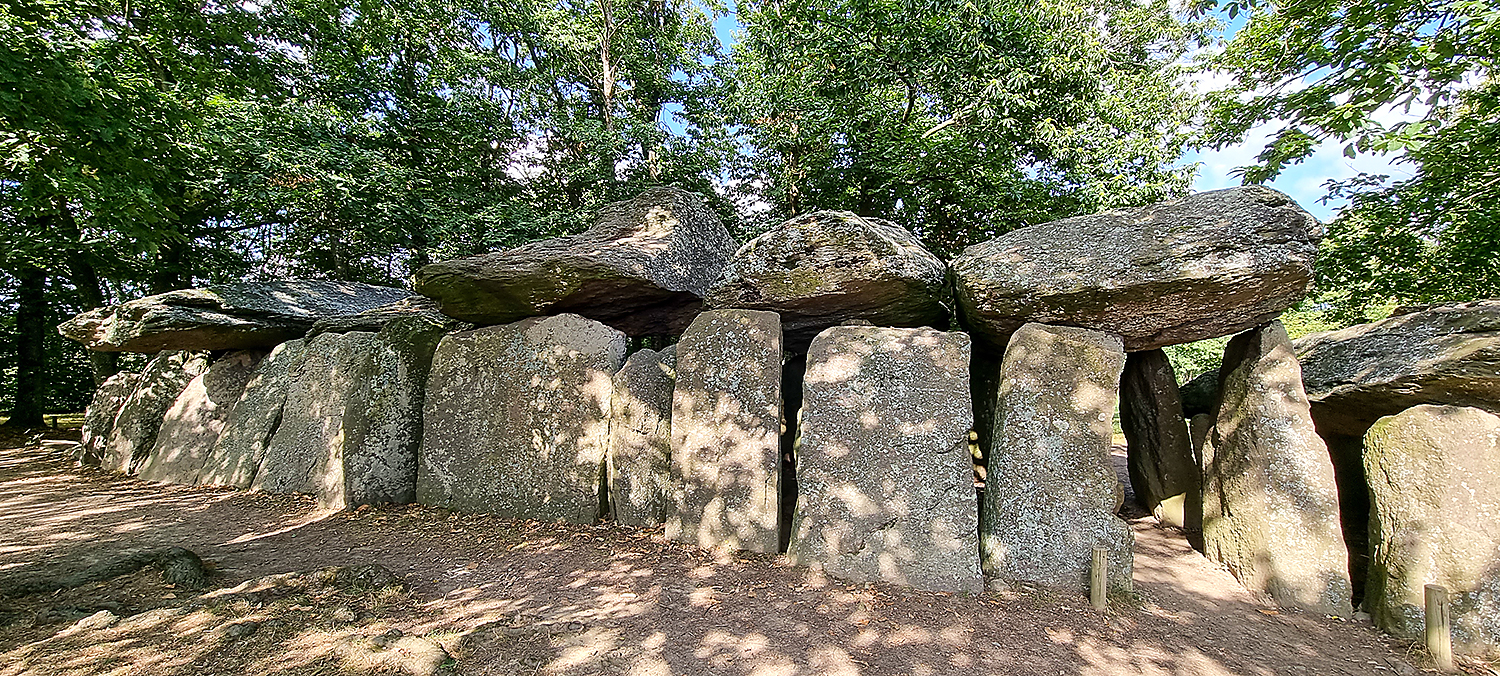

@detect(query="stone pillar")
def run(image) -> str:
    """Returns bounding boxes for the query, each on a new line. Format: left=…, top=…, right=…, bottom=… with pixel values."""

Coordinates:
left=979, top=323, right=1132, bottom=592
left=1120, top=349, right=1197, bottom=528
left=79, top=372, right=141, bottom=467
left=137, top=350, right=264, bottom=484
left=1364, top=405, right=1500, bottom=655
left=608, top=346, right=677, bottom=527
left=102, top=350, right=209, bottom=474
left=666, top=310, right=783, bottom=553
left=1206, top=320, right=1352, bottom=616
left=790, top=326, right=981, bottom=593
left=201, top=339, right=306, bottom=488
left=418, top=314, right=626, bottom=522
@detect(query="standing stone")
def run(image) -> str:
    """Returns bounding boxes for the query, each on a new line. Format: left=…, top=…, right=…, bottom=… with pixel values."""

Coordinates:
left=1364, top=405, right=1500, bottom=655
left=607, top=346, right=677, bottom=527
left=137, top=351, right=264, bottom=485
left=791, top=326, right=981, bottom=592
left=1120, top=350, right=1198, bottom=528
left=102, top=351, right=209, bottom=474
left=1187, top=413, right=1214, bottom=550
left=1206, top=321, right=1352, bottom=616
left=79, top=372, right=141, bottom=467
left=979, top=323, right=1133, bottom=591
left=666, top=310, right=783, bottom=553
left=199, top=340, right=306, bottom=488
left=952, top=186, right=1321, bottom=351
left=418, top=314, right=627, bottom=522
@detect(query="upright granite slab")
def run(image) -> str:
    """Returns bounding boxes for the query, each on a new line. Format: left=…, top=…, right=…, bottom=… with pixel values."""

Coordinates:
left=200, top=339, right=306, bottom=488
left=952, top=186, right=1321, bottom=351
left=705, top=211, right=949, bottom=352
left=418, top=314, right=627, bottom=522
left=137, top=351, right=264, bottom=484
left=666, top=310, right=783, bottom=553
left=102, top=351, right=209, bottom=474
left=607, top=346, right=677, bottom=527
left=1206, top=321, right=1352, bottom=616
left=79, top=372, right=140, bottom=467
left=979, top=323, right=1133, bottom=592
left=1364, top=405, right=1500, bottom=655
left=791, top=326, right=981, bottom=592
left=416, top=187, right=737, bottom=336
left=1120, top=349, right=1198, bottom=528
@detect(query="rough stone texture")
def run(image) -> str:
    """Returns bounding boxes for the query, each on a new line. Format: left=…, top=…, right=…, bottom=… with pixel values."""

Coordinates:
left=790, top=326, right=981, bottom=592
left=1187, top=413, right=1214, bottom=550
left=136, top=351, right=264, bottom=485
left=101, top=351, right=209, bottom=474
left=1205, top=321, right=1353, bottom=616
left=607, top=346, right=677, bottom=528
left=704, top=211, right=949, bottom=353
left=1364, top=405, right=1500, bottom=656
left=79, top=372, right=141, bottom=467
left=1295, top=299, right=1500, bottom=438
left=1179, top=369, right=1221, bottom=419
left=307, top=296, right=469, bottom=336
left=59, top=280, right=415, bottom=353
left=952, top=186, right=1322, bottom=351
left=666, top=310, right=783, bottom=553
left=200, top=340, right=306, bottom=488
left=979, top=323, right=1133, bottom=591
left=417, top=314, right=627, bottom=522
left=415, top=187, right=737, bottom=336
left=1120, top=349, right=1198, bottom=528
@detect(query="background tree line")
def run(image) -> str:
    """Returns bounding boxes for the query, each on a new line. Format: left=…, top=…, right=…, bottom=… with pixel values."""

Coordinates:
left=2, top=0, right=1495, bottom=423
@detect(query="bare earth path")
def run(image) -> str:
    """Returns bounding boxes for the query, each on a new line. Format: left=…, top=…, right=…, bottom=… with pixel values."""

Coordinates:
left=0, top=432, right=1457, bottom=676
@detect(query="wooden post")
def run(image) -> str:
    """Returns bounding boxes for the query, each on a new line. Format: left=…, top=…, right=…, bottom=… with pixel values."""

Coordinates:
left=1091, top=547, right=1108, bottom=612
left=1426, top=584, right=1454, bottom=672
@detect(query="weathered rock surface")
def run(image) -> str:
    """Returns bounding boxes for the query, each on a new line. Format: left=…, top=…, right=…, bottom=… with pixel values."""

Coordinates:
left=1205, top=321, right=1352, bottom=616
left=59, top=280, right=415, bottom=353
left=1120, top=349, right=1198, bottom=528
left=791, top=326, right=981, bottom=592
left=666, top=310, right=783, bottom=553
left=979, top=323, right=1133, bottom=591
left=1179, top=369, right=1221, bottom=418
left=101, top=351, right=209, bottom=474
left=1364, top=405, right=1500, bottom=655
left=607, top=346, right=677, bottom=527
left=952, top=186, right=1322, bottom=351
left=79, top=372, right=140, bottom=467
left=137, top=351, right=264, bottom=484
left=307, top=296, right=467, bottom=336
left=705, top=211, right=949, bottom=352
left=1295, top=299, right=1500, bottom=437
left=199, top=340, right=306, bottom=488
left=418, top=314, right=627, bottom=522
left=415, top=187, right=737, bottom=336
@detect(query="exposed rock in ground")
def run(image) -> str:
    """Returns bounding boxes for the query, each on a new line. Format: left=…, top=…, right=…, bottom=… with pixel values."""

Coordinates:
left=979, top=323, right=1133, bottom=592
left=136, top=351, right=263, bottom=484
left=415, top=187, right=737, bottom=336
left=666, top=310, right=783, bottom=554
left=101, top=351, right=209, bottom=474
left=1205, top=321, right=1352, bottom=616
left=417, top=314, right=626, bottom=522
left=1364, top=404, right=1500, bottom=656
left=791, top=326, right=981, bottom=593
left=0, top=547, right=209, bottom=598
left=1120, top=350, right=1198, bottom=528
left=59, top=280, right=415, bottom=352
left=705, top=211, right=949, bottom=352
left=952, top=186, right=1322, bottom=351
left=607, top=346, right=677, bottom=528
left=78, top=372, right=140, bottom=467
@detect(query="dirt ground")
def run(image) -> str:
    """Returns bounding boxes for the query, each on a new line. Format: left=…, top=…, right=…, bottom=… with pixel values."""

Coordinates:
left=0, top=428, right=1487, bottom=676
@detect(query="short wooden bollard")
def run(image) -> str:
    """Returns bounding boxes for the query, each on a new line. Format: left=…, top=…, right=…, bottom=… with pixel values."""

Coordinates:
left=1091, top=547, right=1107, bottom=612
left=1426, top=584, right=1454, bottom=672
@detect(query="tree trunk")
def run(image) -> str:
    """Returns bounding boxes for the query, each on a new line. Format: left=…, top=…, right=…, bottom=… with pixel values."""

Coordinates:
left=57, top=206, right=120, bottom=385
left=7, top=266, right=48, bottom=428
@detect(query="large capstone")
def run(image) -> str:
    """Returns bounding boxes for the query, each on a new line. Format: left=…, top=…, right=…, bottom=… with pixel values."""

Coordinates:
left=306, top=296, right=468, bottom=336
left=417, top=314, right=627, bottom=522
left=1296, top=299, right=1500, bottom=438
left=1205, top=321, right=1352, bottom=616
left=1364, top=405, right=1500, bottom=655
left=952, top=187, right=1321, bottom=351
left=136, top=351, right=264, bottom=485
left=415, top=187, right=737, bottom=336
left=979, top=323, right=1133, bottom=592
left=58, top=280, right=415, bottom=353
left=705, top=211, right=949, bottom=352
left=79, top=372, right=141, bottom=467
left=791, top=326, right=981, bottom=592
left=607, top=346, right=677, bottom=528
left=1120, top=349, right=1198, bottom=528
left=666, top=310, right=783, bottom=553
left=102, top=351, right=209, bottom=474
left=199, top=339, right=306, bottom=488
